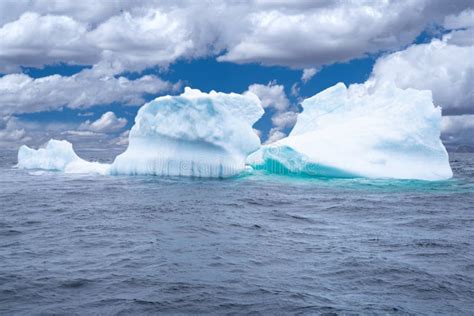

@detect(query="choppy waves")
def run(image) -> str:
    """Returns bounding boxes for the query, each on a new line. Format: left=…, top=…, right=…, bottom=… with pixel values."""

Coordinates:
left=1, top=150, right=473, bottom=314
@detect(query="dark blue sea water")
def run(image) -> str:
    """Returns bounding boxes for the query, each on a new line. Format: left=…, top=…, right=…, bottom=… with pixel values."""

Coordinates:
left=1, top=149, right=473, bottom=315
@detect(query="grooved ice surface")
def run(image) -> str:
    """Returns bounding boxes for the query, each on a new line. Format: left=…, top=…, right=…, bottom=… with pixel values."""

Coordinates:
left=110, top=87, right=263, bottom=177
left=248, top=82, right=453, bottom=181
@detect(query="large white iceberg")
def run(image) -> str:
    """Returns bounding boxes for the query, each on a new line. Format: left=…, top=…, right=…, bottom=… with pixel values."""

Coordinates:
left=109, top=87, right=263, bottom=177
left=17, top=88, right=264, bottom=178
left=248, top=82, right=453, bottom=181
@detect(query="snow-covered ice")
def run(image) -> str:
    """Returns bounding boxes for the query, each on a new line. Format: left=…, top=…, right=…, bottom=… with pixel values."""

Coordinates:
left=109, top=87, right=263, bottom=177
left=248, top=82, right=453, bottom=181
left=17, top=139, right=109, bottom=174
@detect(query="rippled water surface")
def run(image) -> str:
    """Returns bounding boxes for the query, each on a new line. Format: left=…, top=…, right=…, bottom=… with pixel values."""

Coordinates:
left=1, top=149, right=474, bottom=315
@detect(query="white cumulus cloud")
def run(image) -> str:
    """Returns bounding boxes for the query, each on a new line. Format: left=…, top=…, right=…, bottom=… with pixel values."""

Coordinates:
left=265, top=128, right=287, bottom=144
left=218, top=1, right=472, bottom=68
left=301, top=68, right=318, bottom=83
left=0, top=1, right=472, bottom=71
left=0, top=117, right=30, bottom=148
left=0, top=67, right=178, bottom=116
left=442, top=115, right=474, bottom=148
left=246, top=81, right=298, bottom=143
left=271, top=111, right=298, bottom=130
left=0, top=12, right=98, bottom=72
left=87, top=10, right=194, bottom=73
left=247, top=81, right=290, bottom=112
left=78, top=111, right=127, bottom=133
left=370, top=38, right=474, bottom=115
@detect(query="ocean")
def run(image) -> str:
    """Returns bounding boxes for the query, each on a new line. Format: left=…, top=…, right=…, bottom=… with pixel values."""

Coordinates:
left=1, top=149, right=473, bottom=315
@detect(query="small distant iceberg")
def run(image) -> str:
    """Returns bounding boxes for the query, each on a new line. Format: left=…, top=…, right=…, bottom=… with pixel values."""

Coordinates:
left=248, top=82, right=453, bottom=181
left=17, top=88, right=264, bottom=178
left=17, top=139, right=110, bottom=175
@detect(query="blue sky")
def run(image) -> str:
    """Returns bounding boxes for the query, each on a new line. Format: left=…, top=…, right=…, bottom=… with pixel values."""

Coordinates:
left=0, top=1, right=473, bottom=150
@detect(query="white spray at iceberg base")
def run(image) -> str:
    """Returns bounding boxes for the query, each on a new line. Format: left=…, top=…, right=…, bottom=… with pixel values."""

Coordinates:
left=17, top=87, right=264, bottom=178
left=247, top=82, right=453, bottom=181
left=17, top=84, right=453, bottom=181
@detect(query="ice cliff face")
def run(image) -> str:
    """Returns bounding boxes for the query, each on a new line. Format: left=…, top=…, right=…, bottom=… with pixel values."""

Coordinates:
left=248, top=82, right=453, bottom=181
left=109, top=87, right=263, bottom=177
left=17, top=88, right=264, bottom=178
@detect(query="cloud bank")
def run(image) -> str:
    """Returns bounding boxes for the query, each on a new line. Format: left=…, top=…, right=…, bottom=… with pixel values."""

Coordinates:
left=0, top=1, right=473, bottom=149
left=1, top=0, right=472, bottom=72
left=0, top=67, right=178, bottom=116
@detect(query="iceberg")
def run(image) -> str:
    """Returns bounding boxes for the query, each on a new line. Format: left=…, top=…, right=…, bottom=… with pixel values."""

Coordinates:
left=17, top=84, right=452, bottom=181
left=248, top=82, right=453, bottom=181
left=109, top=87, right=263, bottom=177
left=17, top=139, right=109, bottom=175
left=17, top=88, right=264, bottom=178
